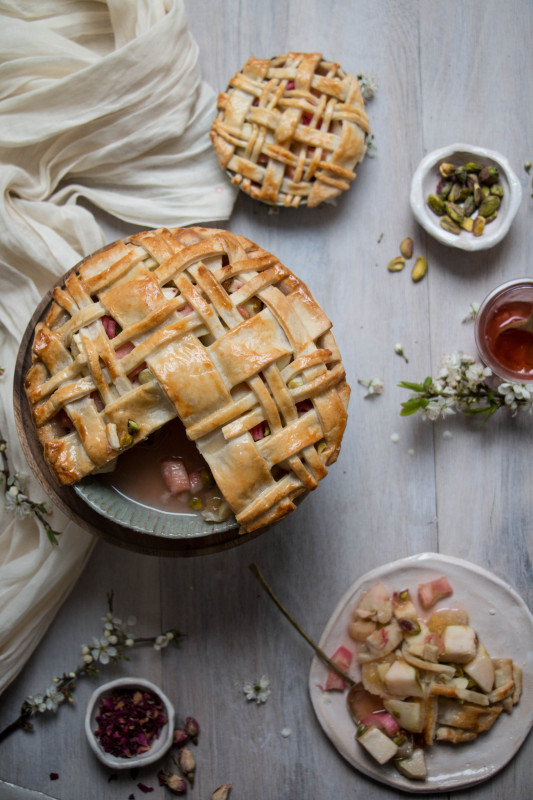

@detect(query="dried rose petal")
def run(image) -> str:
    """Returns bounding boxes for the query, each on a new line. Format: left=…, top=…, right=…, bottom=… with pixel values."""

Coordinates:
left=94, top=687, right=168, bottom=758
left=137, top=783, right=154, bottom=793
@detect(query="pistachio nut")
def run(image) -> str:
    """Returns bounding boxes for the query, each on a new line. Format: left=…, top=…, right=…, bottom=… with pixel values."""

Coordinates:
left=479, top=165, right=499, bottom=185
left=460, top=217, right=474, bottom=232
left=439, top=162, right=456, bottom=178
left=411, top=256, right=428, bottom=282
left=400, top=237, right=414, bottom=259
left=127, top=419, right=140, bottom=435
left=484, top=211, right=498, bottom=224
left=427, top=193, right=445, bottom=215
left=490, top=183, right=504, bottom=198
left=481, top=185, right=491, bottom=199
left=464, top=161, right=482, bottom=173
left=440, top=215, right=461, bottom=235
left=478, top=195, right=500, bottom=217
left=473, top=215, right=486, bottom=237
left=462, top=195, right=476, bottom=217
left=448, top=182, right=464, bottom=203
left=119, top=432, right=134, bottom=449
left=438, top=180, right=452, bottom=200
left=444, top=201, right=464, bottom=224
left=454, top=166, right=467, bottom=184
left=388, top=256, right=406, bottom=272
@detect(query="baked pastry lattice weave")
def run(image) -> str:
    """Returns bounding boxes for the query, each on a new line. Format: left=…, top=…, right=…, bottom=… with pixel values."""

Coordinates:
left=25, top=227, right=350, bottom=533
left=210, top=52, right=370, bottom=207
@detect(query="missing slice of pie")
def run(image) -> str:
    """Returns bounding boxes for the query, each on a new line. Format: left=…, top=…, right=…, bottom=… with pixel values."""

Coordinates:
left=25, top=226, right=350, bottom=533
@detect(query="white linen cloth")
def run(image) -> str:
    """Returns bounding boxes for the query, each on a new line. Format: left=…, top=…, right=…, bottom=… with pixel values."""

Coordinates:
left=0, top=0, right=236, bottom=694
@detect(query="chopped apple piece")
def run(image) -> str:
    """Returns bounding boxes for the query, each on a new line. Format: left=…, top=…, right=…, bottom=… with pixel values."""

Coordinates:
left=357, top=726, right=398, bottom=764
left=354, top=582, right=392, bottom=624
left=359, top=619, right=403, bottom=662
left=384, top=659, right=424, bottom=698
left=348, top=619, right=376, bottom=642
left=428, top=607, right=469, bottom=636
left=395, top=747, right=427, bottom=780
left=464, top=642, right=495, bottom=692
left=383, top=698, right=425, bottom=733
left=418, top=576, right=453, bottom=610
left=407, top=642, right=441, bottom=663
left=441, top=625, right=477, bottom=664
left=393, top=591, right=419, bottom=629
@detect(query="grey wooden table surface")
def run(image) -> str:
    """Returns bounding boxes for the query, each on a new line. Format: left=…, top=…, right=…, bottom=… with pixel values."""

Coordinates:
left=1, top=1, right=533, bottom=798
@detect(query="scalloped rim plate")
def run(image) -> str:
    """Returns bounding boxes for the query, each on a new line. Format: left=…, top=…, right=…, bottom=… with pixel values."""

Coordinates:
left=74, top=476, right=237, bottom=539
left=308, top=552, right=533, bottom=792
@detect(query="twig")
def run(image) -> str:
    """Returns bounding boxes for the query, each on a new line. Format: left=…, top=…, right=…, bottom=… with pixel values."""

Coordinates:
left=249, top=563, right=354, bottom=687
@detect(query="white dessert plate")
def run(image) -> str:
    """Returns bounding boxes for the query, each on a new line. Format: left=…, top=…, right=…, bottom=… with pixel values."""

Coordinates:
left=308, top=552, right=533, bottom=792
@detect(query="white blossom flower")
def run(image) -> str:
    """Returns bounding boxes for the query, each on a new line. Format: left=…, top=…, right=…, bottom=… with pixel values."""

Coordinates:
left=243, top=675, right=271, bottom=704
left=153, top=632, right=174, bottom=650
left=102, top=612, right=122, bottom=631
left=498, top=383, right=533, bottom=415
left=462, top=302, right=479, bottom=323
left=394, top=343, right=409, bottom=362
left=90, top=636, right=118, bottom=664
left=465, top=362, right=492, bottom=388
left=43, top=685, right=65, bottom=712
left=357, top=378, right=384, bottom=397
left=357, top=72, right=378, bottom=101
left=420, top=396, right=456, bottom=421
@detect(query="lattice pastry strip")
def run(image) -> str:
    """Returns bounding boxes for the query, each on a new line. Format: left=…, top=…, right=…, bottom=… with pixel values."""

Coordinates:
left=211, top=52, right=370, bottom=207
left=25, top=227, right=349, bottom=533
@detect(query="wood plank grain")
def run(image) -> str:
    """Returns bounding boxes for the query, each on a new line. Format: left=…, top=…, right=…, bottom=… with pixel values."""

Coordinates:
left=1, top=1, right=532, bottom=798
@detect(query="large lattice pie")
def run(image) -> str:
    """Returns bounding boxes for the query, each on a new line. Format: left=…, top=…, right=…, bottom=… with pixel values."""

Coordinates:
left=25, top=227, right=350, bottom=533
left=210, top=52, right=370, bottom=208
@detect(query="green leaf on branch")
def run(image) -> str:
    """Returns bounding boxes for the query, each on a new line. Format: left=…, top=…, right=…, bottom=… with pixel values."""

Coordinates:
left=400, top=397, right=429, bottom=416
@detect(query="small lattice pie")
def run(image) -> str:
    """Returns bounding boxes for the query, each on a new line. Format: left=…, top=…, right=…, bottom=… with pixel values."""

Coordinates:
left=25, top=227, right=350, bottom=533
left=210, top=52, right=370, bottom=208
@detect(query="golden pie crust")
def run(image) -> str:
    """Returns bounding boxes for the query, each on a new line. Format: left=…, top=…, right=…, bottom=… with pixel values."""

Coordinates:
left=25, top=227, right=350, bottom=533
left=210, top=52, right=370, bottom=208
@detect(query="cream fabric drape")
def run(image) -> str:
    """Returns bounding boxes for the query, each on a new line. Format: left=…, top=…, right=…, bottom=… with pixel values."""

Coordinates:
left=0, top=0, right=236, bottom=693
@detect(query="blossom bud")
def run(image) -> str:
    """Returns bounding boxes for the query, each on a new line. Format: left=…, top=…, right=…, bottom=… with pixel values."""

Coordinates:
left=177, top=746, right=196, bottom=786
left=173, top=728, right=189, bottom=747
left=158, top=770, right=187, bottom=795
left=184, top=716, right=200, bottom=745
left=211, top=785, right=232, bottom=800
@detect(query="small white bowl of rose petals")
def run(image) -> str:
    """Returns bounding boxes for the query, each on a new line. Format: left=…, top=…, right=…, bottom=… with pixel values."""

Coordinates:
left=85, top=677, right=175, bottom=769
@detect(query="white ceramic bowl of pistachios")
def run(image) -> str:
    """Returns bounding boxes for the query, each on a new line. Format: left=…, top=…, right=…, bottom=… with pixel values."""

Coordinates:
left=410, top=144, right=522, bottom=251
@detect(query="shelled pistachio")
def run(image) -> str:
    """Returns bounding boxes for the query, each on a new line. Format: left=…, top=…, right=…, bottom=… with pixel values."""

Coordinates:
left=426, top=159, right=504, bottom=237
